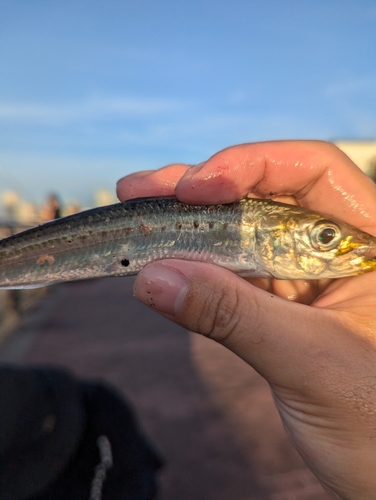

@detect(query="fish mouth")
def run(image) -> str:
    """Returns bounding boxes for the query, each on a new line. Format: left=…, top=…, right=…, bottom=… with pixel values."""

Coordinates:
left=361, top=242, right=376, bottom=272
left=363, top=240, right=376, bottom=258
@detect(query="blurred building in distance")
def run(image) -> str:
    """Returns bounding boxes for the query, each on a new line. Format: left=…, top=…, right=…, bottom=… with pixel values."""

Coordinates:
left=335, top=140, right=376, bottom=181
left=94, top=189, right=117, bottom=207
left=1, top=190, right=39, bottom=225
left=63, top=200, right=82, bottom=216
left=1, top=190, right=19, bottom=221
left=0, top=187, right=117, bottom=226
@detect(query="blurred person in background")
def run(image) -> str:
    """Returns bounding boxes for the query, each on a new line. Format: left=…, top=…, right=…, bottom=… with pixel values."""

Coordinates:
left=40, top=194, right=62, bottom=222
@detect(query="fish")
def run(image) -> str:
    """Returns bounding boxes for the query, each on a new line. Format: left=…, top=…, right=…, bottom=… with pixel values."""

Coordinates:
left=0, top=196, right=375, bottom=289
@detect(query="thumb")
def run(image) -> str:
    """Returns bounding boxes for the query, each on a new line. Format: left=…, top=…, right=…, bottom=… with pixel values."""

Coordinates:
left=133, top=260, right=334, bottom=386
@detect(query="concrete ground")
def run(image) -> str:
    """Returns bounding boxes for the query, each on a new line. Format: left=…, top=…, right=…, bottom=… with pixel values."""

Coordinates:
left=0, top=277, right=329, bottom=500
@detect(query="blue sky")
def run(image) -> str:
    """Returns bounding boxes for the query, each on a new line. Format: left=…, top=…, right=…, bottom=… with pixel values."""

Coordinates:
left=0, top=0, right=375, bottom=205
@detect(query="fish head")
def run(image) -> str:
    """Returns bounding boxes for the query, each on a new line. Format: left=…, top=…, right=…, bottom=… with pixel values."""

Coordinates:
left=278, top=214, right=376, bottom=279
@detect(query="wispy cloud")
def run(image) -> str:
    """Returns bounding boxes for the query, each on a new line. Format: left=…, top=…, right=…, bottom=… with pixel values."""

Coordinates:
left=324, top=76, right=376, bottom=98
left=0, top=96, right=192, bottom=126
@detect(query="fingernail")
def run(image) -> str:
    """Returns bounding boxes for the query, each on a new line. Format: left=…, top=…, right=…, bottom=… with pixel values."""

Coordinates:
left=134, top=263, right=188, bottom=315
left=185, top=162, right=206, bottom=177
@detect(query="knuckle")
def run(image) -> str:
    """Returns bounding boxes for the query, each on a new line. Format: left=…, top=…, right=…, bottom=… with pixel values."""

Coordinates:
left=190, top=281, right=245, bottom=342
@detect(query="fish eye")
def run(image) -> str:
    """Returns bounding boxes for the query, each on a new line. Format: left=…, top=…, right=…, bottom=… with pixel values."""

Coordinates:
left=310, top=220, right=342, bottom=251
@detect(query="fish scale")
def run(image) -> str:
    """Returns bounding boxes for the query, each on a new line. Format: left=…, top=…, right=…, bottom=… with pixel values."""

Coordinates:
left=0, top=196, right=375, bottom=289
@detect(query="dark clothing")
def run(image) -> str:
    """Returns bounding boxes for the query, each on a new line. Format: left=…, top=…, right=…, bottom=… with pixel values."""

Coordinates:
left=31, top=383, right=162, bottom=500
left=0, top=367, right=163, bottom=500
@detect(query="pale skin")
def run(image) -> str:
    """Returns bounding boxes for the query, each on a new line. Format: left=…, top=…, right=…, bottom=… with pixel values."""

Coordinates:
left=117, top=141, right=376, bottom=499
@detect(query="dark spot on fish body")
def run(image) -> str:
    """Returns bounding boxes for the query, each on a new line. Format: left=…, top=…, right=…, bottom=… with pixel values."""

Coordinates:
left=176, top=222, right=182, bottom=230
left=193, top=221, right=199, bottom=229
left=223, top=222, right=228, bottom=230
left=161, top=225, right=166, bottom=231
left=121, top=259, right=130, bottom=267
left=208, top=221, right=214, bottom=229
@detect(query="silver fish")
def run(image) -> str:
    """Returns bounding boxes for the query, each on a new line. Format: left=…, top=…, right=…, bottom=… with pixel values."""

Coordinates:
left=0, top=197, right=375, bottom=289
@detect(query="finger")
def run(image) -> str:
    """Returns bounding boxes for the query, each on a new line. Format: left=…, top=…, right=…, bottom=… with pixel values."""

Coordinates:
left=175, top=141, right=376, bottom=233
left=313, top=272, right=376, bottom=314
left=116, top=164, right=191, bottom=201
left=242, top=278, right=326, bottom=305
left=133, top=259, right=337, bottom=387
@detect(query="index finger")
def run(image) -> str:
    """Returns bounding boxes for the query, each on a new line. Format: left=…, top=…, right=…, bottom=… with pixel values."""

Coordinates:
left=175, top=140, right=376, bottom=233
left=116, top=164, right=190, bottom=200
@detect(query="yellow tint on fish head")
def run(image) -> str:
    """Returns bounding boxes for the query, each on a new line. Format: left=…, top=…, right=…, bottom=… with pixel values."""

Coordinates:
left=335, top=236, right=376, bottom=274
left=335, top=236, right=360, bottom=256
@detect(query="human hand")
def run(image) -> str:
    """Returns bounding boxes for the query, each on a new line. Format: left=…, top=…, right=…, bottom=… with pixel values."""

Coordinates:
left=117, top=141, right=376, bottom=499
